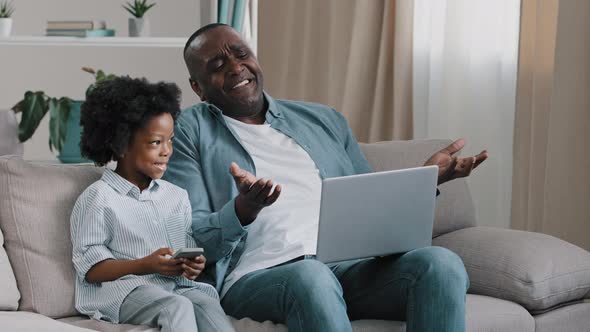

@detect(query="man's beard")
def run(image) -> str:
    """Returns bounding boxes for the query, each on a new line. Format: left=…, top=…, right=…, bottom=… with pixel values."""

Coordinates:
left=217, top=91, right=265, bottom=118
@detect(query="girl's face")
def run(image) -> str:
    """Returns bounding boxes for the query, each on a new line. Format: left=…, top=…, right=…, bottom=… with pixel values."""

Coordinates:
left=115, top=113, right=175, bottom=190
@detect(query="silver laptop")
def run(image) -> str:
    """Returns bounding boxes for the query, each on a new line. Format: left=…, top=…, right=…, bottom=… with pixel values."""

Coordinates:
left=316, top=165, right=438, bottom=263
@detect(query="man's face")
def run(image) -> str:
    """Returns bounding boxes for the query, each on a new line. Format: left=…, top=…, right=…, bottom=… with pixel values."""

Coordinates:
left=186, top=26, right=265, bottom=119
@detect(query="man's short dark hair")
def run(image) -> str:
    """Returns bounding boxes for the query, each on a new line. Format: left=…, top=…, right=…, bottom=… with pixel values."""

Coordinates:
left=80, top=76, right=181, bottom=166
left=183, top=23, right=231, bottom=59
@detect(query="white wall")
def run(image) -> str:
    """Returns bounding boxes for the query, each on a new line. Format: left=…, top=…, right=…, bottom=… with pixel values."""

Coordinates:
left=1, top=0, right=203, bottom=161
left=10, top=0, right=199, bottom=37
left=1, top=47, right=202, bottom=161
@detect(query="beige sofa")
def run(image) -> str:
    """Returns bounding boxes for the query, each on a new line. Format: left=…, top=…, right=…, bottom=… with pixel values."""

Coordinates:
left=1, top=140, right=589, bottom=332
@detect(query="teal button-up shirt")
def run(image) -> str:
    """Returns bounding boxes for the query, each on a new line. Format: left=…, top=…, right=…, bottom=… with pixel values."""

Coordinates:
left=163, top=93, right=372, bottom=293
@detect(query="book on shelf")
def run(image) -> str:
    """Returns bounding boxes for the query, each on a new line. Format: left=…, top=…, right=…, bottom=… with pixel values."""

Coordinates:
left=46, top=21, right=94, bottom=30
left=45, top=29, right=115, bottom=37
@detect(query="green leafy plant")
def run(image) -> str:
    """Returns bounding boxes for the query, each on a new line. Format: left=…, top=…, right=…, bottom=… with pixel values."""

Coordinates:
left=81, top=67, right=118, bottom=97
left=11, top=67, right=117, bottom=152
left=0, top=1, right=15, bottom=18
left=123, top=0, right=156, bottom=18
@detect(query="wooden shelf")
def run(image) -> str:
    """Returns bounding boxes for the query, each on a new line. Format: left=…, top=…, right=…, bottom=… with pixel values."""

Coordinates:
left=0, top=36, right=185, bottom=48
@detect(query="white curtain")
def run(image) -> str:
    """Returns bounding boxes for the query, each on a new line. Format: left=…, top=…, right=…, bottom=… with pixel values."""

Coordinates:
left=413, top=0, right=521, bottom=228
left=258, top=0, right=414, bottom=143
left=198, top=0, right=258, bottom=54
left=242, top=0, right=258, bottom=54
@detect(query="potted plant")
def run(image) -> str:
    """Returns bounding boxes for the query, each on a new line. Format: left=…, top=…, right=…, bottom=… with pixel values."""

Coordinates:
left=11, top=67, right=117, bottom=163
left=0, top=1, right=15, bottom=37
left=124, top=0, right=156, bottom=37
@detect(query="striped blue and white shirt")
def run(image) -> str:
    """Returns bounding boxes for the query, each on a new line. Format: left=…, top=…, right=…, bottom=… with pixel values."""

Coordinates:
left=70, top=168, right=218, bottom=323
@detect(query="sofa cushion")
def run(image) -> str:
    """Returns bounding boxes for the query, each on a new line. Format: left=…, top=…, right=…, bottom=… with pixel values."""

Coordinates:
left=59, top=315, right=159, bottom=332
left=534, top=301, right=590, bottom=332
left=0, top=156, right=103, bottom=318
left=359, top=140, right=476, bottom=237
left=60, top=315, right=405, bottom=332
left=0, top=226, right=20, bottom=310
left=465, top=294, right=534, bottom=331
left=59, top=316, right=291, bottom=332
left=58, top=295, right=533, bottom=332
left=0, top=311, right=95, bottom=331
left=433, top=227, right=590, bottom=311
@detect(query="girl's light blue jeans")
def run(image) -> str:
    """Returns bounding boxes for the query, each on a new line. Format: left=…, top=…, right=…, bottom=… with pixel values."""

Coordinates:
left=119, top=285, right=235, bottom=332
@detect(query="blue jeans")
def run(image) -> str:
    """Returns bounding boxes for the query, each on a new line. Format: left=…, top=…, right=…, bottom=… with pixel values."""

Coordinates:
left=221, top=246, right=469, bottom=332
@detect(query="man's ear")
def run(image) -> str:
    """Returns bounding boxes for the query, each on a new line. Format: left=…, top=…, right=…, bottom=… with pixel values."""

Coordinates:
left=189, top=78, right=206, bottom=101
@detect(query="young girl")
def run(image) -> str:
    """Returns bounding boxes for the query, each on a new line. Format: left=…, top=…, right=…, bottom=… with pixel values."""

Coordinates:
left=71, top=77, right=235, bottom=332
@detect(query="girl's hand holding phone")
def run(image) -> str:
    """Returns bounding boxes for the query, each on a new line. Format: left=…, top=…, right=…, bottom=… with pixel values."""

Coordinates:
left=180, top=255, right=206, bottom=280
left=140, top=248, right=184, bottom=276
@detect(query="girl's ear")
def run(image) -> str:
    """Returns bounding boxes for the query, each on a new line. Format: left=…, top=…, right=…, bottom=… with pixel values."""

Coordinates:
left=111, top=143, right=127, bottom=161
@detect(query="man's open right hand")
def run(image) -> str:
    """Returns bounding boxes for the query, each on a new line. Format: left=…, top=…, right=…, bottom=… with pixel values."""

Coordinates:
left=229, top=162, right=281, bottom=225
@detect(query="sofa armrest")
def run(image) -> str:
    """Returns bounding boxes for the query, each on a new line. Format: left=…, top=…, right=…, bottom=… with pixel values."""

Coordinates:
left=433, top=226, right=590, bottom=312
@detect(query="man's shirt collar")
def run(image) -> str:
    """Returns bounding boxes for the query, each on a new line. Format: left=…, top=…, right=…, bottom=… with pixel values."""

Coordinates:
left=204, top=91, right=284, bottom=120
left=264, top=92, right=283, bottom=119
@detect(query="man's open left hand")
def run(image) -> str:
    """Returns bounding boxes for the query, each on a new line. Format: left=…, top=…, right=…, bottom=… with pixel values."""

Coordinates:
left=423, top=138, right=488, bottom=185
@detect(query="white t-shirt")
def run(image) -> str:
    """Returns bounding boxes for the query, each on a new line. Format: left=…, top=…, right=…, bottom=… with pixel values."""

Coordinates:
left=221, top=115, right=322, bottom=297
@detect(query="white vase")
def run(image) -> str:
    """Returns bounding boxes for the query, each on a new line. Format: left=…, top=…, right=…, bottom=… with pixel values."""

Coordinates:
left=0, top=110, right=24, bottom=157
left=0, top=18, right=13, bottom=37
left=128, top=17, right=150, bottom=37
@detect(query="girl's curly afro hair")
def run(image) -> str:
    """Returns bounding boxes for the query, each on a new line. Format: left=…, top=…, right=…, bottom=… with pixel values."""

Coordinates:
left=80, top=76, right=181, bottom=166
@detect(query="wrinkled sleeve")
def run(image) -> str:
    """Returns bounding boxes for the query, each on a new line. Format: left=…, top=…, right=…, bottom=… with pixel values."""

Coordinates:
left=164, top=120, right=246, bottom=266
left=70, top=192, right=115, bottom=281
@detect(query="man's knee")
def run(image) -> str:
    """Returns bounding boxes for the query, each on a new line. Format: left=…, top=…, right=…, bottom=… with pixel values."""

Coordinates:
left=276, top=259, right=350, bottom=326
left=284, top=260, right=344, bottom=303
left=405, top=246, right=469, bottom=290
left=287, top=260, right=340, bottom=287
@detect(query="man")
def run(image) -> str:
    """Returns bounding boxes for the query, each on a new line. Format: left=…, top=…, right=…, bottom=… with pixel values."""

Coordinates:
left=163, top=23, right=488, bottom=332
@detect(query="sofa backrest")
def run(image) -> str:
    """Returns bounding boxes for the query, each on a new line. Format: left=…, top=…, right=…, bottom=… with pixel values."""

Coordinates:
left=0, top=140, right=476, bottom=317
left=360, top=139, right=477, bottom=237
left=0, top=156, right=103, bottom=318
